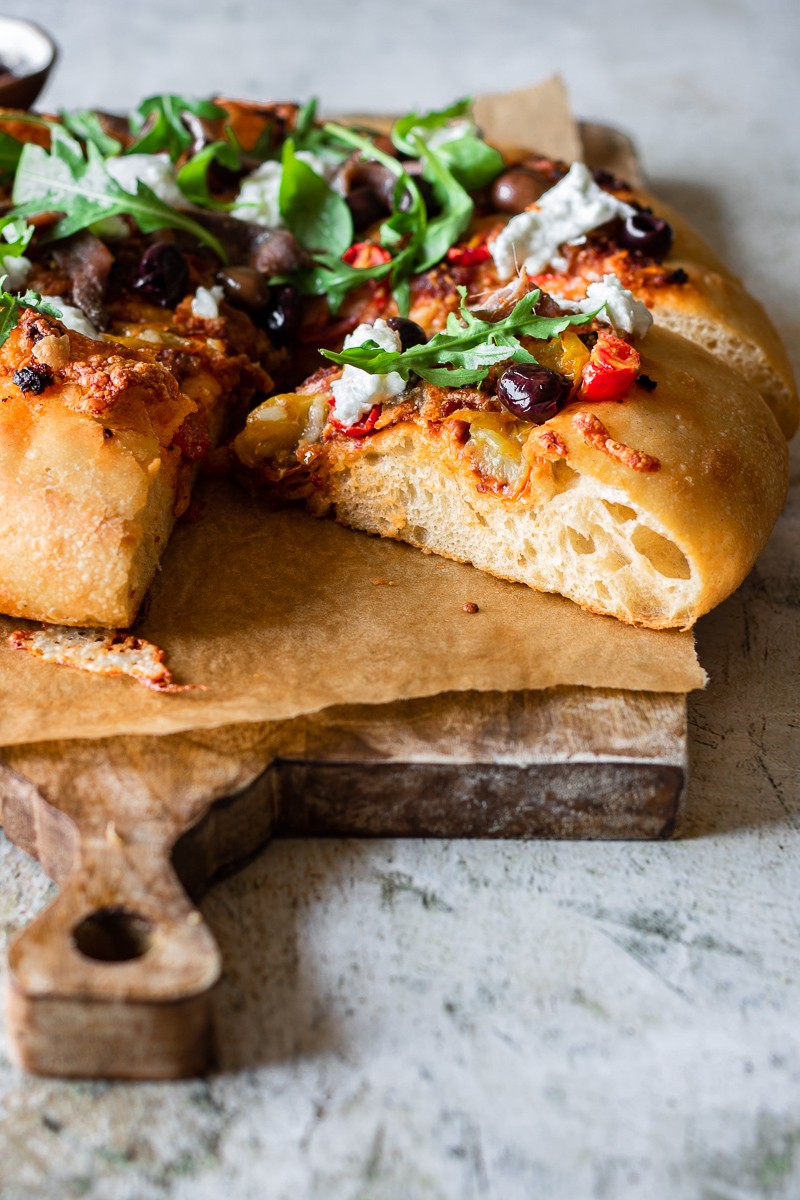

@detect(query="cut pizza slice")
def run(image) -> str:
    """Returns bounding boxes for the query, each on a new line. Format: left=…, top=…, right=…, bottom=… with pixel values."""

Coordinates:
left=234, top=289, right=788, bottom=630
left=0, top=292, right=271, bottom=627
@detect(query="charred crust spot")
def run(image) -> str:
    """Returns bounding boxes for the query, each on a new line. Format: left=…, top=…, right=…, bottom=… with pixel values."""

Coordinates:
left=637, top=374, right=658, bottom=392
left=102, top=426, right=114, bottom=439
left=13, top=363, right=53, bottom=395
left=666, top=267, right=689, bottom=285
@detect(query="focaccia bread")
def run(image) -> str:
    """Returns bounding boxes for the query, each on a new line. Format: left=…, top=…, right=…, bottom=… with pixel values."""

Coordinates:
left=235, top=318, right=788, bottom=630
left=0, top=93, right=793, bottom=634
left=0, top=298, right=270, bottom=626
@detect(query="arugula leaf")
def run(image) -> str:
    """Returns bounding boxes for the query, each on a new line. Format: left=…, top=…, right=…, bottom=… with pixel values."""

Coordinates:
left=177, top=138, right=240, bottom=208
left=411, top=134, right=473, bottom=272
left=127, top=95, right=228, bottom=160
left=288, top=253, right=394, bottom=313
left=60, top=109, right=123, bottom=157
left=0, top=130, right=23, bottom=177
left=321, top=287, right=599, bottom=387
left=432, top=134, right=504, bottom=192
left=9, top=139, right=227, bottom=260
left=0, top=280, right=61, bottom=348
left=0, top=219, right=33, bottom=257
left=278, top=138, right=353, bottom=256
left=322, top=122, right=427, bottom=312
left=391, top=99, right=471, bottom=156
left=294, top=98, right=318, bottom=146
left=392, top=99, right=503, bottom=192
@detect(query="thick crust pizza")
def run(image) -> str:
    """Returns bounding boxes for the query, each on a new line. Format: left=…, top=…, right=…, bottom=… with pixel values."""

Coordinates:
left=0, top=95, right=793, bottom=631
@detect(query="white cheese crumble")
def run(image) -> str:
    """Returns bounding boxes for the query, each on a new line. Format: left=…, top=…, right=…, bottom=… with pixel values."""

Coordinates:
left=330, top=318, right=406, bottom=428
left=231, top=151, right=340, bottom=228
left=0, top=253, right=32, bottom=291
left=489, top=161, right=636, bottom=279
left=554, top=273, right=653, bottom=339
left=106, top=153, right=185, bottom=208
left=190, top=284, right=224, bottom=319
left=39, top=295, right=100, bottom=339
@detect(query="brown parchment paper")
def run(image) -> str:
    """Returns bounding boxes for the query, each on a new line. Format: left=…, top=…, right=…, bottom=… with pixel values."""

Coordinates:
left=0, top=79, right=704, bottom=748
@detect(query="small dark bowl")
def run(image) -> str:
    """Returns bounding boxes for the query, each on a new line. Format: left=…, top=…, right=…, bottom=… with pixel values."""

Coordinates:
left=0, top=17, right=56, bottom=111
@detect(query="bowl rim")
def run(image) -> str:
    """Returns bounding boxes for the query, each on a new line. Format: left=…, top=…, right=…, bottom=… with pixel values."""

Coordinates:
left=0, top=15, right=57, bottom=78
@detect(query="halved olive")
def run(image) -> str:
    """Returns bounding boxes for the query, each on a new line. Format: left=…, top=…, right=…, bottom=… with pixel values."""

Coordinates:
left=496, top=363, right=571, bottom=424
left=619, top=212, right=674, bottom=260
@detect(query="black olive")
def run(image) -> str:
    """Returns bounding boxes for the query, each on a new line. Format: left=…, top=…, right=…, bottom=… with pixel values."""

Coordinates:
left=13, top=363, right=53, bottom=395
left=491, top=167, right=550, bottom=214
left=218, top=266, right=270, bottom=311
left=496, top=364, right=571, bottom=424
left=134, top=243, right=189, bottom=308
left=262, top=284, right=300, bottom=346
left=347, top=185, right=385, bottom=232
left=618, top=213, right=674, bottom=260
left=386, top=316, right=427, bottom=351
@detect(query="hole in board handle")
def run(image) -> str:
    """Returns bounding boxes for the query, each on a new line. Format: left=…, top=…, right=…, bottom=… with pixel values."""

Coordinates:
left=72, top=906, right=153, bottom=963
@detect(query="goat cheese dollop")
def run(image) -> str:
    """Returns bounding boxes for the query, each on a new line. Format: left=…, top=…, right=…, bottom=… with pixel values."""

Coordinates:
left=330, top=319, right=406, bottom=428
left=555, top=273, right=653, bottom=339
left=0, top=253, right=32, bottom=291
left=490, top=161, right=636, bottom=279
left=105, top=153, right=185, bottom=208
left=190, top=284, right=224, bottom=320
left=39, top=296, right=100, bottom=339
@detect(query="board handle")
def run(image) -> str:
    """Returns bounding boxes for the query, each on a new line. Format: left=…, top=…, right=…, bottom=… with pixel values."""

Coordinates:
left=4, top=827, right=221, bottom=1079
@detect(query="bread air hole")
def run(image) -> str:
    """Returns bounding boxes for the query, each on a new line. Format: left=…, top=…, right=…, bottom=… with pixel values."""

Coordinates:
left=601, top=500, right=637, bottom=524
left=566, top=526, right=595, bottom=555
left=631, top=526, right=692, bottom=579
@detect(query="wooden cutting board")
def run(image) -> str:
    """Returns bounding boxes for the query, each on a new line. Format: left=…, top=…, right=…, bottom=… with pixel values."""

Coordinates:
left=0, top=123, right=689, bottom=1080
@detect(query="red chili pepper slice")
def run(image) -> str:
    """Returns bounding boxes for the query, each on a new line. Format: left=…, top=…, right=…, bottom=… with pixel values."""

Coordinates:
left=331, top=403, right=382, bottom=438
left=446, top=242, right=492, bottom=266
left=342, top=242, right=392, bottom=268
left=580, top=331, right=641, bottom=401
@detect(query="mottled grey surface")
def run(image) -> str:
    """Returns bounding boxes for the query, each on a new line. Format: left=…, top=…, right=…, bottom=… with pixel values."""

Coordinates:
left=1, top=0, right=799, bottom=1196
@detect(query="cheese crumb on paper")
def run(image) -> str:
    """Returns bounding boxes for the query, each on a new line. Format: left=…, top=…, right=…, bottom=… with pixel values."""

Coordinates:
left=8, top=627, right=197, bottom=693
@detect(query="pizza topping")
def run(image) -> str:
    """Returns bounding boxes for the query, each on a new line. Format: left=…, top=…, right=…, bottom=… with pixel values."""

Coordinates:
left=13, top=362, right=52, bottom=394
left=0, top=221, right=32, bottom=290
left=386, top=316, right=428, bottom=351
left=263, top=283, right=301, bottom=345
left=231, top=150, right=339, bottom=229
left=572, top=411, right=660, bottom=473
left=496, top=363, right=572, bottom=424
left=51, top=231, right=113, bottom=329
left=330, top=318, right=406, bottom=427
left=39, top=294, right=100, bottom=338
left=218, top=265, right=270, bottom=311
left=190, top=284, right=224, bottom=320
left=9, top=627, right=195, bottom=692
left=491, top=166, right=551, bottom=214
left=323, top=286, right=597, bottom=388
left=580, top=331, right=641, bottom=401
left=8, top=132, right=227, bottom=259
left=105, top=152, right=185, bottom=207
left=134, top=241, right=190, bottom=307
left=0, top=285, right=62, bottom=348
left=489, top=162, right=636, bottom=279
left=619, top=212, right=674, bottom=259
left=553, top=273, right=653, bottom=339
